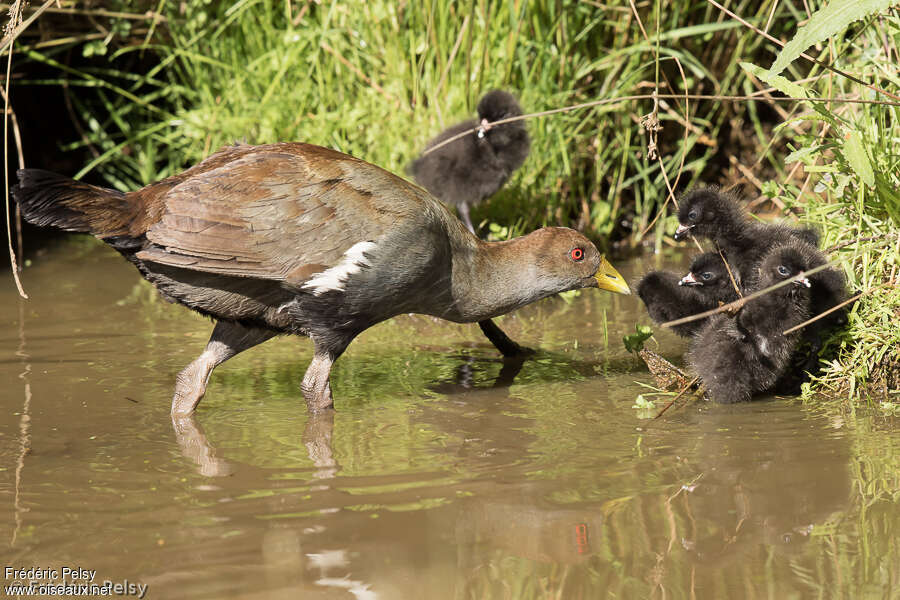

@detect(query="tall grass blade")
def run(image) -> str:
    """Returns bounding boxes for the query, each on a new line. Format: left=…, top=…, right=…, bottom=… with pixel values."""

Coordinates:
left=842, top=129, right=875, bottom=188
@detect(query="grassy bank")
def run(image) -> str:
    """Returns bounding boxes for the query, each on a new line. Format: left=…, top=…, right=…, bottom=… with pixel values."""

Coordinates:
left=748, top=5, right=900, bottom=401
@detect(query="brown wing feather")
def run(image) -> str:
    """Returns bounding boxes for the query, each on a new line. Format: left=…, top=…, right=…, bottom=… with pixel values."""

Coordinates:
left=136, top=143, right=430, bottom=285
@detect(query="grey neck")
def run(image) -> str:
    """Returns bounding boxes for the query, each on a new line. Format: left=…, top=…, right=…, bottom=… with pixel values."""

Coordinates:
left=442, top=232, right=551, bottom=323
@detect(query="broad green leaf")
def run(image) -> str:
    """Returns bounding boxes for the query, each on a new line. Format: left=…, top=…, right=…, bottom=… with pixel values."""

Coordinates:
left=769, top=0, right=899, bottom=75
left=740, top=62, right=809, bottom=99
left=842, top=129, right=875, bottom=187
left=623, top=324, right=654, bottom=354
left=784, top=146, right=819, bottom=164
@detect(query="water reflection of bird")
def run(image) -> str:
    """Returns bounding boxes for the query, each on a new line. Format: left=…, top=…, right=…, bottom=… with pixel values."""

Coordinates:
left=689, top=242, right=819, bottom=403
left=674, top=187, right=819, bottom=285
left=14, top=142, right=629, bottom=416
left=637, top=251, right=739, bottom=337
left=408, top=90, right=531, bottom=233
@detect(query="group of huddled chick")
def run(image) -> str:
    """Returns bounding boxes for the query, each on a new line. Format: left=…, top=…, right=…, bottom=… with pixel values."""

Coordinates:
left=638, top=188, right=849, bottom=404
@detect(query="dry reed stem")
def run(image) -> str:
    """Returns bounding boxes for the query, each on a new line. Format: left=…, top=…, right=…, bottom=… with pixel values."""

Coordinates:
left=717, top=245, right=743, bottom=298
left=0, top=84, right=24, bottom=267
left=434, top=15, right=469, bottom=105
left=825, top=233, right=895, bottom=254
left=3, top=0, right=28, bottom=298
left=764, top=0, right=781, bottom=34
left=654, top=376, right=700, bottom=419
left=0, top=4, right=168, bottom=22
left=628, top=0, right=691, bottom=217
left=0, top=0, right=55, bottom=54
left=421, top=93, right=900, bottom=157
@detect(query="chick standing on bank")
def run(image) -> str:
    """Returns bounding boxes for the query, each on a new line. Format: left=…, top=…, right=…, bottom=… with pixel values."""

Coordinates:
left=408, top=90, right=530, bottom=233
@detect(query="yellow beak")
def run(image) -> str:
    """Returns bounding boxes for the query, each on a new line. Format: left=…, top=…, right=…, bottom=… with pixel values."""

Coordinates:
left=594, top=256, right=631, bottom=295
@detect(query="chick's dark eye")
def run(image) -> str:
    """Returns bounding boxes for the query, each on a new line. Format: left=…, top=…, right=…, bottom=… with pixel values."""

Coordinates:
left=702, top=272, right=713, bottom=280
left=777, top=265, right=790, bottom=276
left=688, top=211, right=698, bottom=221
left=570, top=248, right=584, bottom=262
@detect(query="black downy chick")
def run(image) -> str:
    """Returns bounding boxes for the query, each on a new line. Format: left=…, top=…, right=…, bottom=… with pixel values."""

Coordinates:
left=637, top=252, right=741, bottom=337
left=673, top=187, right=820, bottom=286
left=688, top=241, right=818, bottom=404
left=781, top=256, right=849, bottom=386
left=408, top=90, right=531, bottom=233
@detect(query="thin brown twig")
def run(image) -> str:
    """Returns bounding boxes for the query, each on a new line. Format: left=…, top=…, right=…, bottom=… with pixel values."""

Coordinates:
left=661, top=259, right=844, bottom=329
left=717, top=245, right=743, bottom=298
left=764, top=0, right=781, bottom=34
left=705, top=0, right=900, bottom=102
left=628, top=0, right=690, bottom=218
left=434, top=15, right=469, bottom=103
left=782, top=281, right=894, bottom=335
left=637, top=56, right=694, bottom=239
left=421, top=93, right=900, bottom=157
left=654, top=376, right=700, bottom=419
left=667, top=56, right=691, bottom=197
left=0, top=4, right=168, bottom=22
left=0, top=84, right=24, bottom=267
left=824, top=233, right=894, bottom=254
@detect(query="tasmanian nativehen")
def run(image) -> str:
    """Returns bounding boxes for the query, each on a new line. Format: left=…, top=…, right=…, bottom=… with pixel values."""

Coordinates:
left=14, top=142, right=630, bottom=415
left=408, top=90, right=530, bottom=233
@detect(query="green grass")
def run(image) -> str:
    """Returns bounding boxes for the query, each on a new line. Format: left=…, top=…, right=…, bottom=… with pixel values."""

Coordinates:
left=11, top=0, right=797, bottom=242
left=742, top=4, right=900, bottom=400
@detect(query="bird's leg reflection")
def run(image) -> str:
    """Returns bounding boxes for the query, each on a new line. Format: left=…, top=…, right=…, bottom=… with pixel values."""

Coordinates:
left=493, top=354, right=527, bottom=388
left=303, top=410, right=339, bottom=480
left=431, top=351, right=528, bottom=395
left=172, top=414, right=234, bottom=477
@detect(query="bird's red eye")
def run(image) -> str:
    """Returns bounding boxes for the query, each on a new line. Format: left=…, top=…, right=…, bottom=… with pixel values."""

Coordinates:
left=570, top=248, right=584, bottom=262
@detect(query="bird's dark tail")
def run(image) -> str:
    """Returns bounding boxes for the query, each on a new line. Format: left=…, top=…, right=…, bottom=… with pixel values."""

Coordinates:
left=12, top=169, right=133, bottom=238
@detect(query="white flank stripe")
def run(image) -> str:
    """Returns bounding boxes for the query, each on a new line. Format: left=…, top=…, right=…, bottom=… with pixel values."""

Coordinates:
left=301, top=241, right=377, bottom=296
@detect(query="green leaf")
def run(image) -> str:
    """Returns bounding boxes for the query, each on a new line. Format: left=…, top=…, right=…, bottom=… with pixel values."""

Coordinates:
left=784, top=146, right=820, bottom=164
left=768, top=0, right=899, bottom=75
left=842, top=129, right=875, bottom=187
left=740, top=62, right=808, bottom=99
left=632, top=394, right=656, bottom=410
left=623, top=324, right=654, bottom=354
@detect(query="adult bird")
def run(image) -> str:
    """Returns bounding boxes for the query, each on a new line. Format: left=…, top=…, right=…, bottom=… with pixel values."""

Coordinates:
left=13, top=142, right=630, bottom=416
left=408, top=90, right=530, bottom=233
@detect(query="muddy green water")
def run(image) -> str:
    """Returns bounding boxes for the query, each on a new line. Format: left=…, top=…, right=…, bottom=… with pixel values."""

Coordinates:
left=2, top=238, right=899, bottom=599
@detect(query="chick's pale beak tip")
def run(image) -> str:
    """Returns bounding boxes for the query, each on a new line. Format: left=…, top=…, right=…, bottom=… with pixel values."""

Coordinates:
left=595, top=256, right=631, bottom=295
